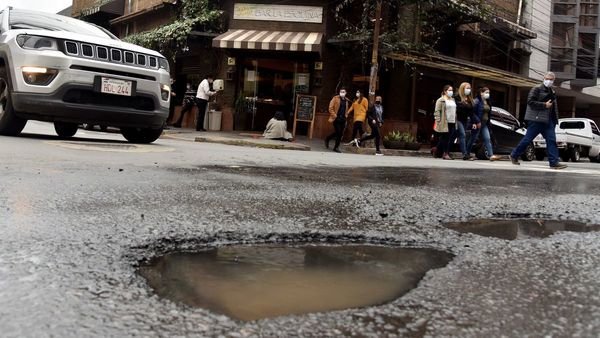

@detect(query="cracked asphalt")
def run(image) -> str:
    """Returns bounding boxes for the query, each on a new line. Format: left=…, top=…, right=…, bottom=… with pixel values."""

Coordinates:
left=1, top=122, right=599, bottom=337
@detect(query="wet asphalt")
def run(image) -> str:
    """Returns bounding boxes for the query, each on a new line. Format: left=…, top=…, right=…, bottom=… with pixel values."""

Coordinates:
left=1, top=122, right=600, bottom=337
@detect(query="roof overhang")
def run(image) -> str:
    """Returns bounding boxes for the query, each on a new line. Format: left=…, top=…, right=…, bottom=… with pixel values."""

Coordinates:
left=385, top=52, right=539, bottom=88
left=80, top=0, right=124, bottom=18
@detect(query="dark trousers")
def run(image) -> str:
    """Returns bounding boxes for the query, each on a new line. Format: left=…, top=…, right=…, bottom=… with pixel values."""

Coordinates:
left=326, top=119, right=346, bottom=150
left=437, top=123, right=456, bottom=154
left=195, top=98, right=208, bottom=131
left=511, top=121, right=559, bottom=165
left=175, top=98, right=195, bottom=126
left=350, top=121, right=364, bottom=140
left=360, top=123, right=381, bottom=152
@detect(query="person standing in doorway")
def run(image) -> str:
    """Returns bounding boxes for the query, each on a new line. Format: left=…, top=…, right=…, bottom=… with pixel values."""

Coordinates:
left=195, top=74, right=217, bottom=131
left=325, top=88, right=351, bottom=153
left=466, top=87, right=501, bottom=161
left=358, top=96, right=384, bottom=155
left=347, top=89, right=369, bottom=146
left=455, top=83, right=475, bottom=160
left=433, top=85, right=455, bottom=160
left=510, top=72, right=567, bottom=169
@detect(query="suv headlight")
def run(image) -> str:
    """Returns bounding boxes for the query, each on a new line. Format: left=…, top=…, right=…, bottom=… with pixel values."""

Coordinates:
left=16, top=35, right=59, bottom=51
left=158, top=58, right=170, bottom=72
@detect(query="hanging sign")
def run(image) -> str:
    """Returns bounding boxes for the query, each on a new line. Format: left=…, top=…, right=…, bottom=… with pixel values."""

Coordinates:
left=233, top=3, right=323, bottom=24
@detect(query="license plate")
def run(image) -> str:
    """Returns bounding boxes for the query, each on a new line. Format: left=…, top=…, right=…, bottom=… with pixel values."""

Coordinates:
left=100, top=77, right=132, bottom=96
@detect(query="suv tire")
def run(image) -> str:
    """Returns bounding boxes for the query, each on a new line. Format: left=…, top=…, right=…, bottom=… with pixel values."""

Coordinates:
left=121, top=127, right=163, bottom=144
left=475, top=146, right=489, bottom=160
left=0, top=67, right=27, bottom=136
left=54, top=122, right=79, bottom=138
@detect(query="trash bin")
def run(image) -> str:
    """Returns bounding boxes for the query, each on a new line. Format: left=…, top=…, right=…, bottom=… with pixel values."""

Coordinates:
left=208, top=110, right=222, bottom=131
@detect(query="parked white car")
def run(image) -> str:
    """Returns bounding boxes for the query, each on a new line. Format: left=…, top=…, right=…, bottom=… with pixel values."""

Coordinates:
left=533, top=118, right=600, bottom=162
left=0, top=8, right=170, bottom=143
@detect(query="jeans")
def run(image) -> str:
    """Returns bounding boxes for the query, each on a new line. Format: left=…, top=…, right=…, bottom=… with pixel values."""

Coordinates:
left=467, top=123, right=494, bottom=157
left=326, top=119, right=346, bottom=150
left=455, top=121, right=467, bottom=156
left=511, top=121, right=559, bottom=165
left=350, top=121, right=364, bottom=140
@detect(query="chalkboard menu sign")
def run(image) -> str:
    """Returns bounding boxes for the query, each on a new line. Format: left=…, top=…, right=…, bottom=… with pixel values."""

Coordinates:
left=295, top=95, right=316, bottom=122
left=293, top=94, right=317, bottom=139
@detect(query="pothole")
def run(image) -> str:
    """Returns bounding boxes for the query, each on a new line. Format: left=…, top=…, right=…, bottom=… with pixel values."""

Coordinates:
left=445, top=219, right=600, bottom=240
left=45, top=141, right=174, bottom=153
left=138, top=244, right=452, bottom=321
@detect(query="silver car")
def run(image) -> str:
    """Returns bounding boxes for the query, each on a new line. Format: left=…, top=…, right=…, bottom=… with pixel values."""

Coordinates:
left=0, top=7, right=170, bottom=143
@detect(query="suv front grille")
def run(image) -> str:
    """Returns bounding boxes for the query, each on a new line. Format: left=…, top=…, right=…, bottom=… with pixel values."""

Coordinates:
left=61, top=40, right=160, bottom=70
left=63, top=89, right=155, bottom=111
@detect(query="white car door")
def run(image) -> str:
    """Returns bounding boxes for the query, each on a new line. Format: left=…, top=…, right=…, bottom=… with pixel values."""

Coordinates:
left=590, top=121, right=600, bottom=158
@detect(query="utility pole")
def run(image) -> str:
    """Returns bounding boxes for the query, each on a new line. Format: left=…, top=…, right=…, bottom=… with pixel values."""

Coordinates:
left=369, top=0, right=382, bottom=103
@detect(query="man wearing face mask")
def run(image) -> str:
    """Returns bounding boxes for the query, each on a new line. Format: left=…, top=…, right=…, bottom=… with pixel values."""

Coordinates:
left=195, top=74, right=217, bottom=131
left=325, top=88, right=351, bottom=153
left=510, top=72, right=567, bottom=169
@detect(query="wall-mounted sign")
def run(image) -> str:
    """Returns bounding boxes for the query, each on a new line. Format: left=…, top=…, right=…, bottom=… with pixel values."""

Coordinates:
left=227, top=57, right=236, bottom=66
left=314, top=62, right=323, bottom=70
left=233, top=3, right=323, bottom=24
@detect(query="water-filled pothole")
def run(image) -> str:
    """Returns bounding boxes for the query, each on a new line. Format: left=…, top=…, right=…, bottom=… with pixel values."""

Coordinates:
left=445, top=219, right=600, bottom=240
left=138, top=244, right=452, bottom=321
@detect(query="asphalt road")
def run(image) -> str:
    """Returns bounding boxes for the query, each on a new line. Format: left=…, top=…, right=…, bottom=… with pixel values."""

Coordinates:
left=1, top=121, right=599, bottom=337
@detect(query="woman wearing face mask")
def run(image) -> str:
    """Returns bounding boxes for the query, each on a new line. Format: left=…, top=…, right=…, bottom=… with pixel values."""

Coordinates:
left=433, top=85, right=456, bottom=160
left=467, top=87, right=501, bottom=161
left=347, top=89, right=369, bottom=147
left=358, top=96, right=384, bottom=155
left=455, top=83, right=475, bottom=160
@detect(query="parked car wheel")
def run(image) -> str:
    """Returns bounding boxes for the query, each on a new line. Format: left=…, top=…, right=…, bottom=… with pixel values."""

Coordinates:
left=475, top=146, right=489, bottom=160
left=521, top=143, right=535, bottom=161
left=570, top=147, right=581, bottom=162
left=0, top=68, right=27, bottom=136
left=54, top=122, right=79, bottom=138
left=121, top=127, right=163, bottom=144
left=535, top=149, right=546, bottom=161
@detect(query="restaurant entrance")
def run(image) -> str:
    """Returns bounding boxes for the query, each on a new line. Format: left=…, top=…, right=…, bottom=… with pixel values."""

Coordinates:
left=239, top=58, right=311, bottom=131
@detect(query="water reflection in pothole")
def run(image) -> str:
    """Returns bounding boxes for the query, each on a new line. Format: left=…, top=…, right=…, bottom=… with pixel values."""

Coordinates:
left=445, top=219, right=600, bottom=240
left=138, top=244, right=452, bottom=321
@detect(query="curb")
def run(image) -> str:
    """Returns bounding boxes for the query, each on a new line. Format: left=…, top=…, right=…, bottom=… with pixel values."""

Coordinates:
left=194, top=136, right=311, bottom=151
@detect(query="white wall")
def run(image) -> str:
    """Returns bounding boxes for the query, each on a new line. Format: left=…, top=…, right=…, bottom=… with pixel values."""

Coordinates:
left=525, top=0, right=552, bottom=80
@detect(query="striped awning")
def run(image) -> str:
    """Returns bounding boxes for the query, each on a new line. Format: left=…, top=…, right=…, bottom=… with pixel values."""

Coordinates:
left=212, top=29, right=323, bottom=52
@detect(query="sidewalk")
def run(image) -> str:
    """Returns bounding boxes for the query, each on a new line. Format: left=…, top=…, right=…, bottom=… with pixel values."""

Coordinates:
left=160, top=128, right=452, bottom=158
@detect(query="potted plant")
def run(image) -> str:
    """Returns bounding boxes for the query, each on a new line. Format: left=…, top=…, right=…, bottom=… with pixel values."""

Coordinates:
left=383, top=131, right=406, bottom=149
left=403, top=132, right=421, bottom=151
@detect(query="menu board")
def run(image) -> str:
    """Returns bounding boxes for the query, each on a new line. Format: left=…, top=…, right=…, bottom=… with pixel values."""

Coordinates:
left=295, top=95, right=317, bottom=122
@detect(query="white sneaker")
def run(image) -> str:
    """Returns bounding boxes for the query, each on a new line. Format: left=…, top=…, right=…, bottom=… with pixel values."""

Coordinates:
left=375, top=152, right=383, bottom=156
left=346, top=139, right=356, bottom=146
left=354, top=138, right=360, bottom=148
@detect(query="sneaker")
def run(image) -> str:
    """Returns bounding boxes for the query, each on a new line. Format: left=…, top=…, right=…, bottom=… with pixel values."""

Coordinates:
left=550, top=163, right=568, bottom=170
left=333, top=148, right=342, bottom=153
left=346, top=139, right=356, bottom=146
left=442, top=153, right=453, bottom=160
left=375, top=151, right=383, bottom=156
left=463, top=155, right=475, bottom=161
left=509, top=154, right=520, bottom=165
left=354, top=138, right=360, bottom=148
left=489, top=155, right=501, bottom=161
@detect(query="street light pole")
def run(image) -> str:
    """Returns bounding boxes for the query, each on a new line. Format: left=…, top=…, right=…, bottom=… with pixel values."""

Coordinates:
left=369, top=0, right=382, bottom=104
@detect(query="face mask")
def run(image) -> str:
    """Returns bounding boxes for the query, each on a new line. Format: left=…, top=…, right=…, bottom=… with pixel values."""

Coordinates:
left=356, top=93, right=361, bottom=98
left=375, top=101, right=381, bottom=105
left=464, top=89, right=471, bottom=96
left=208, top=79, right=214, bottom=83
left=483, top=93, right=490, bottom=100
left=543, top=79, right=554, bottom=87
left=446, top=91, right=454, bottom=97
left=339, top=92, right=346, bottom=98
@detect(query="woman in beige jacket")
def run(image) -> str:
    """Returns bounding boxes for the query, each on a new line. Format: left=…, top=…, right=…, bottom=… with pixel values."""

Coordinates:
left=433, top=85, right=456, bottom=160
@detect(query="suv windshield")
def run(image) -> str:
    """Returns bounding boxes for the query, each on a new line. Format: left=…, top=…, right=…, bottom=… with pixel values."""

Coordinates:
left=9, top=9, right=117, bottom=40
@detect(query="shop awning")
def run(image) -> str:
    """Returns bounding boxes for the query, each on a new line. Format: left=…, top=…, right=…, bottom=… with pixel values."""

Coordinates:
left=212, top=29, right=323, bottom=52
left=386, top=52, right=540, bottom=88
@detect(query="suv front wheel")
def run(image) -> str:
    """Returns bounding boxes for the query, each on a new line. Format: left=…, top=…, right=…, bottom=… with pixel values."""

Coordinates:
left=54, top=122, right=79, bottom=138
left=0, top=67, right=27, bottom=136
left=121, top=127, right=163, bottom=144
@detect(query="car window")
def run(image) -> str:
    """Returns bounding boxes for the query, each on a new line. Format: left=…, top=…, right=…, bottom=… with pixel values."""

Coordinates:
left=9, top=9, right=117, bottom=40
left=560, top=121, right=585, bottom=129
left=492, top=108, right=520, bottom=129
left=591, top=122, right=600, bottom=136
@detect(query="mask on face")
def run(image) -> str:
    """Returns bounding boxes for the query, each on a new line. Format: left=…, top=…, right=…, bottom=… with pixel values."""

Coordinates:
left=356, top=92, right=361, bottom=98
left=483, top=93, right=490, bottom=100
left=543, top=79, right=554, bottom=87
left=446, top=91, right=454, bottom=97
left=339, top=92, right=346, bottom=98
left=464, top=89, right=471, bottom=96
left=375, top=101, right=381, bottom=105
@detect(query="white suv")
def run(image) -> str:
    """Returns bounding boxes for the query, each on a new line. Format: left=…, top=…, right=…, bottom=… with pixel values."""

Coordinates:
left=0, top=7, right=170, bottom=143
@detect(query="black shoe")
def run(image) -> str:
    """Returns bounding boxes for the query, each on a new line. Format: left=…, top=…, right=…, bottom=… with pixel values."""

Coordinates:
left=173, top=123, right=181, bottom=128
left=509, top=155, right=520, bottom=165
left=333, top=148, right=341, bottom=153
left=325, top=139, right=330, bottom=149
left=550, top=163, right=568, bottom=170
left=196, top=128, right=207, bottom=132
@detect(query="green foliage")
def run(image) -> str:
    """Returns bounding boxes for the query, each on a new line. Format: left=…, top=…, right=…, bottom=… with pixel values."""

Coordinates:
left=384, top=131, right=415, bottom=142
left=123, top=0, right=223, bottom=61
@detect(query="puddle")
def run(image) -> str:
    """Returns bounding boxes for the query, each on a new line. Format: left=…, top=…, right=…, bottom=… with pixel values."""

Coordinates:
left=445, top=219, right=600, bottom=240
left=138, top=244, right=452, bottom=321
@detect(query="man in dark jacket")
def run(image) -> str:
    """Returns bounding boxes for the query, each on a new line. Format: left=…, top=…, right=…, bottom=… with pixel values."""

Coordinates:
left=510, top=72, right=567, bottom=169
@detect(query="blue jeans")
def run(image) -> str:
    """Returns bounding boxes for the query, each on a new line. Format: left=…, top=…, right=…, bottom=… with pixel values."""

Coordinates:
left=511, top=121, right=559, bottom=166
left=456, top=121, right=467, bottom=156
left=467, top=123, right=494, bottom=157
